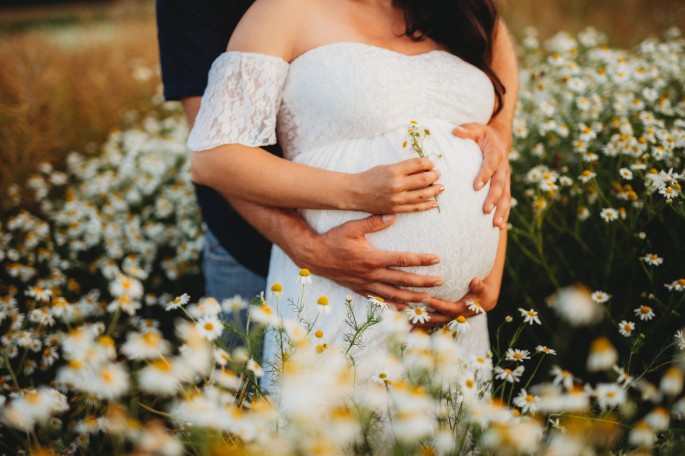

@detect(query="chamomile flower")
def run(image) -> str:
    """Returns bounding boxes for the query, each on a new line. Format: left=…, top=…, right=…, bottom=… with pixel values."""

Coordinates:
left=665, top=278, right=685, bottom=292
left=658, top=185, right=679, bottom=200
left=659, top=367, right=684, bottom=396
left=535, top=345, right=556, bottom=355
left=165, top=293, right=190, bottom=311
left=600, top=208, right=619, bottom=222
left=494, top=365, right=524, bottom=383
left=513, top=389, right=541, bottom=414
left=316, top=295, right=332, bottom=315
left=550, top=366, right=575, bottom=390
left=368, top=296, right=389, bottom=310
left=270, top=283, right=283, bottom=299
left=221, top=295, right=248, bottom=313
left=466, top=299, right=485, bottom=314
left=249, top=302, right=280, bottom=326
left=138, top=359, right=180, bottom=396
left=448, top=316, right=471, bottom=335
left=196, top=316, right=223, bottom=341
left=675, top=330, right=685, bottom=350
left=246, top=359, right=264, bottom=378
left=634, top=305, right=655, bottom=321
left=613, top=365, right=634, bottom=385
left=594, top=383, right=626, bottom=410
left=297, top=268, right=312, bottom=285
left=618, top=320, right=636, bottom=337
left=642, top=253, right=663, bottom=266
left=591, top=290, right=611, bottom=303
left=628, top=421, right=655, bottom=449
left=25, top=286, right=53, bottom=302
left=578, top=170, right=596, bottom=183
left=213, top=348, right=231, bottom=366
left=506, top=348, right=532, bottom=363
left=587, top=337, right=618, bottom=372
left=406, top=304, right=430, bottom=324
left=619, top=167, right=633, bottom=180
left=372, top=368, right=395, bottom=386
left=518, top=308, right=541, bottom=325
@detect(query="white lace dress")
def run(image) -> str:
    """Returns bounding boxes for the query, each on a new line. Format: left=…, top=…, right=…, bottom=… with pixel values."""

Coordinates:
left=188, top=42, right=500, bottom=377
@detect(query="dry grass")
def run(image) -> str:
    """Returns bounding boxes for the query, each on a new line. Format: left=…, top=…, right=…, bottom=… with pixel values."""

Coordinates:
left=0, top=3, right=160, bottom=197
left=500, top=0, right=685, bottom=46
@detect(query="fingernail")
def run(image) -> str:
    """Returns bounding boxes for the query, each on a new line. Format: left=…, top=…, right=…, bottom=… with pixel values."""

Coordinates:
left=430, top=258, right=440, bottom=265
left=438, top=185, right=446, bottom=193
left=382, top=214, right=393, bottom=223
left=421, top=298, right=431, bottom=304
left=433, top=281, right=444, bottom=287
left=486, top=203, right=494, bottom=212
left=475, top=180, right=484, bottom=190
left=496, top=216, right=503, bottom=226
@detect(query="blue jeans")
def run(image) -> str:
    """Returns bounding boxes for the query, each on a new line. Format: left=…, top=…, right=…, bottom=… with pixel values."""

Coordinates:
left=203, top=227, right=267, bottom=347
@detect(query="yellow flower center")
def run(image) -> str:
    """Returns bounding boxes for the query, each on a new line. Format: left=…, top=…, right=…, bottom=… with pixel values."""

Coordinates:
left=379, top=373, right=387, bottom=379
left=271, top=283, right=283, bottom=292
left=101, top=368, right=114, bottom=384
left=26, top=391, right=40, bottom=404
left=415, top=308, right=423, bottom=315
left=152, top=359, right=172, bottom=372
left=315, top=330, right=324, bottom=338
left=261, top=304, right=272, bottom=314
left=97, top=335, right=115, bottom=347
left=503, top=368, right=512, bottom=375
left=457, top=316, right=467, bottom=324
left=204, top=322, right=215, bottom=331
left=465, top=379, right=475, bottom=388
left=527, top=310, right=536, bottom=317
left=317, top=296, right=329, bottom=306
left=299, top=269, right=311, bottom=277
left=640, top=306, right=651, bottom=313
left=526, top=395, right=535, bottom=403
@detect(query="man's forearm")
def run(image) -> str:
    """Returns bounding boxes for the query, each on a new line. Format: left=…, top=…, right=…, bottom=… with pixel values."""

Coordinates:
left=488, top=20, right=519, bottom=149
left=226, top=197, right=318, bottom=268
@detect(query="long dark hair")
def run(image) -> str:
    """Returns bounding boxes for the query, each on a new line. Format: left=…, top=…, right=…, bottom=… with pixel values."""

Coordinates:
left=395, top=0, right=505, bottom=115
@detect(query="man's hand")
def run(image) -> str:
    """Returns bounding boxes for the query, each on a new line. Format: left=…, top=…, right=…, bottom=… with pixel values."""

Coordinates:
left=453, top=123, right=511, bottom=230
left=299, top=214, right=444, bottom=303
left=395, top=276, right=499, bottom=330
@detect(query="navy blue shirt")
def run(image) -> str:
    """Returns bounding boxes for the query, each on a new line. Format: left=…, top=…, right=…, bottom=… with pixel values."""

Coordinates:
left=156, top=0, right=279, bottom=278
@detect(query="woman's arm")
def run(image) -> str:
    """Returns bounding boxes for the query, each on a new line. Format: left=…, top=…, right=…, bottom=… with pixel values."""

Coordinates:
left=191, top=146, right=443, bottom=214
left=189, top=0, right=443, bottom=214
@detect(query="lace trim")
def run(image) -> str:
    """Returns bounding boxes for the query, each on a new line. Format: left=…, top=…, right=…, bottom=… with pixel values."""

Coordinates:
left=187, top=52, right=289, bottom=151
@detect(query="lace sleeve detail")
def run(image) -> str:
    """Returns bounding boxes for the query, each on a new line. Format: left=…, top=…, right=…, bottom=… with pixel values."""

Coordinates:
left=187, top=52, right=289, bottom=151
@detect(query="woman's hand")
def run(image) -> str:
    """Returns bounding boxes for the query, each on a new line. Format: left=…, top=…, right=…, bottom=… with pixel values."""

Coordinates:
left=453, top=123, right=511, bottom=230
left=347, top=157, right=444, bottom=214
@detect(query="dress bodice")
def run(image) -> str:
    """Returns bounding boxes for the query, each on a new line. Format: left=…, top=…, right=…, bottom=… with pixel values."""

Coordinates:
left=187, top=43, right=495, bottom=157
left=278, top=42, right=495, bottom=159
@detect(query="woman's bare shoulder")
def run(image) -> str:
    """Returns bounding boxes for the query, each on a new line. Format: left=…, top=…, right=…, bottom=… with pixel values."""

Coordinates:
left=227, top=0, right=320, bottom=61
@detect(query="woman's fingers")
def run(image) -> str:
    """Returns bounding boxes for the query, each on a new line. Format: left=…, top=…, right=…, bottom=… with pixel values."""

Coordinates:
left=401, top=168, right=441, bottom=191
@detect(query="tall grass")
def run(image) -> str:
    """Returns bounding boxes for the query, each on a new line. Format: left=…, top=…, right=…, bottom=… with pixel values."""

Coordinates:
left=0, top=12, right=160, bottom=204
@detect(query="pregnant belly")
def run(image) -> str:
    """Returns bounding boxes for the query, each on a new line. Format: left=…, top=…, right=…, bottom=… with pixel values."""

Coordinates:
left=293, top=119, right=500, bottom=301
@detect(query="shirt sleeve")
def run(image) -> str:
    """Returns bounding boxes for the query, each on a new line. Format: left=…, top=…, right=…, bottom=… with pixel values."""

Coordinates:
left=187, top=52, right=290, bottom=151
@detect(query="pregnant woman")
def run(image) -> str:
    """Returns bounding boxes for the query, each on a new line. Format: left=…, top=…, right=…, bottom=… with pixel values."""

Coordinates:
left=188, top=0, right=511, bottom=375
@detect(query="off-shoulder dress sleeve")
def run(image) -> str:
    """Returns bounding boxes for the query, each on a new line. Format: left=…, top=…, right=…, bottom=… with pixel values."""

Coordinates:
left=187, top=52, right=290, bottom=151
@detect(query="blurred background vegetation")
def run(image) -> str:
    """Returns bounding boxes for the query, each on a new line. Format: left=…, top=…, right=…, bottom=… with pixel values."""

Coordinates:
left=0, top=0, right=684, bottom=196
